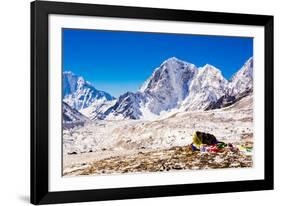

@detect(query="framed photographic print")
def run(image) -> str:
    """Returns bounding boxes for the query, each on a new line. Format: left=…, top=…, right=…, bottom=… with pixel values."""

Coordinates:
left=31, top=0, right=274, bottom=204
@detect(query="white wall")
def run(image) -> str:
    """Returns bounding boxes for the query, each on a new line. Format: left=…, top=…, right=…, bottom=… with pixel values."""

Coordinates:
left=0, top=0, right=279, bottom=205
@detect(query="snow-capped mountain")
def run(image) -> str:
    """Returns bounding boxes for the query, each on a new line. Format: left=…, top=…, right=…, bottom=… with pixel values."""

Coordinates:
left=63, top=102, right=88, bottom=124
left=63, top=71, right=115, bottom=111
left=180, top=64, right=228, bottom=111
left=99, top=57, right=198, bottom=120
left=206, top=57, right=253, bottom=110
left=140, top=57, right=197, bottom=114
left=65, top=57, right=253, bottom=121
left=228, top=57, right=253, bottom=96
left=104, top=92, right=145, bottom=119
left=106, top=57, right=253, bottom=120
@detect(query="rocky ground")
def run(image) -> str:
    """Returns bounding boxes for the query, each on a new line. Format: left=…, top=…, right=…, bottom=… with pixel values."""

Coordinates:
left=63, top=95, right=254, bottom=176
left=63, top=137, right=253, bottom=176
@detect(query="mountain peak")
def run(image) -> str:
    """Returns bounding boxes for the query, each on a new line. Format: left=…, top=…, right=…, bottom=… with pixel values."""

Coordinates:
left=244, top=57, right=253, bottom=73
left=196, top=64, right=226, bottom=83
left=64, top=70, right=75, bottom=75
left=140, top=57, right=197, bottom=90
left=63, top=71, right=115, bottom=111
left=180, top=63, right=229, bottom=111
left=228, top=56, right=253, bottom=96
left=201, top=64, right=221, bottom=74
left=161, top=57, right=193, bottom=66
left=166, top=56, right=180, bottom=62
left=246, top=56, right=253, bottom=64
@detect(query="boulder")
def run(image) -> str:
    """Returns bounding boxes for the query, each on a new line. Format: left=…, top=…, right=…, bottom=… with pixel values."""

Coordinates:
left=193, top=131, right=220, bottom=147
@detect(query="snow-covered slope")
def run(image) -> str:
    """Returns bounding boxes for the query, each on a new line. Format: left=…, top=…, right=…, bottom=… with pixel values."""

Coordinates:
left=228, top=57, right=253, bottom=96
left=63, top=102, right=89, bottom=124
left=180, top=64, right=228, bottom=111
left=80, top=99, right=117, bottom=120
left=63, top=71, right=115, bottom=111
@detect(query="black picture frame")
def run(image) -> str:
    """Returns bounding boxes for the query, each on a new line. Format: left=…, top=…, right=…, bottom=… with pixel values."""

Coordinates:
left=31, top=0, right=274, bottom=205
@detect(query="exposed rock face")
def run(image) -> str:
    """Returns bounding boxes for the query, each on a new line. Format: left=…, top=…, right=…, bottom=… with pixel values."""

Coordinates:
left=206, top=89, right=253, bottom=110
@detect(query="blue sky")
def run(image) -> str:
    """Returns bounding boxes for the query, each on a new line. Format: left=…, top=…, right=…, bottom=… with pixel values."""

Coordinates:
left=63, top=28, right=253, bottom=97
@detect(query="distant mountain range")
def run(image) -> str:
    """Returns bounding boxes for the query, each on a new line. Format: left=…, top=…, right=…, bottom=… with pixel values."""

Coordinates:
left=63, top=71, right=115, bottom=110
left=62, top=57, right=253, bottom=122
